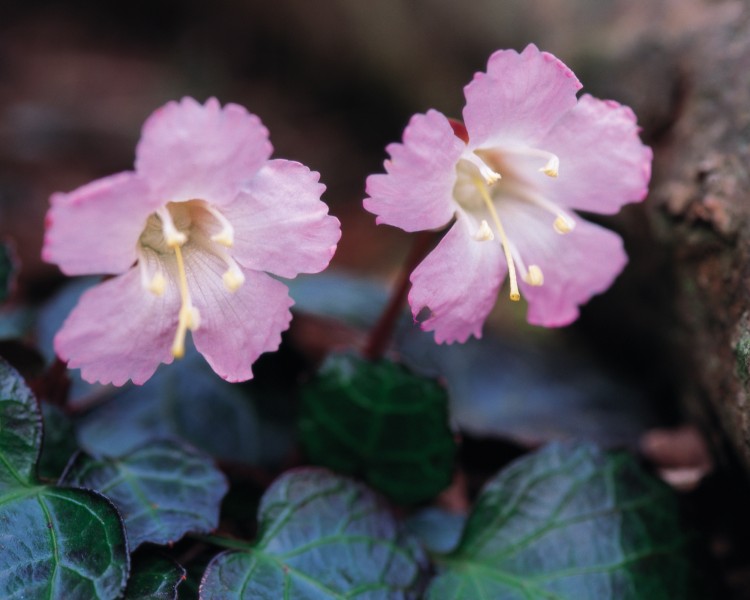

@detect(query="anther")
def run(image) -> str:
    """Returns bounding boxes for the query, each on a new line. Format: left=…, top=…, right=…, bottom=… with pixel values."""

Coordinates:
left=553, top=216, right=575, bottom=235
left=524, top=265, right=544, bottom=286
left=539, top=155, right=559, bottom=178
left=473, top=219, right=495, bottom=241
left=223, top=268, right=245, bottom=293
left=149, top=272, right=166, bottom=296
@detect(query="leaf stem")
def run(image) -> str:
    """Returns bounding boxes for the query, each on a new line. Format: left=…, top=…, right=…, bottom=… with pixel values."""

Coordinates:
left=362, top=231, right=437, bottom=361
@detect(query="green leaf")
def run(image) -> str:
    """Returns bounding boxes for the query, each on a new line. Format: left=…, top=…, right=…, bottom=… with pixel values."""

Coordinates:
left=0, top=487, right=129, bottom=599
left=299, top=353, right=456, bottom=504
left=124, top=551, right=185, bottom=600
left=61, top=440, right=228, bottom=550
left=200, top=468, right=423, bottom=599
left=0, top=359, right=42, bottom=490
left=76, top=347, right=292, bottom=466
left=38, top=402, right=79, bottom=481
left=0, top=358, right=129, bottom=599
left=426, top=443, right=697, bottom=599
left=0, top=242, right=17, bottom=305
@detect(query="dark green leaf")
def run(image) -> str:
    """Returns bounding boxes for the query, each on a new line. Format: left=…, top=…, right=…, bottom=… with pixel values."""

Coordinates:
left=299, top=353, right=455, bottom=504
left=0, top=487, right=129, bottom=599
left=61, top=440, right=228, bottom=550
left=125, top=551, right=185, bottom=600
left=0, top=242, right=17, bottom=305
left=200, top=468, right=423, bottom=599
left=0, top=359, right=129, bottom=599
left=427, top=443, right=697, bottom=599
left=76, top=348, right=292, bottom=466
left=38, top=402, right=79, bottom=481
left=0, top=359, right=42, bottom=489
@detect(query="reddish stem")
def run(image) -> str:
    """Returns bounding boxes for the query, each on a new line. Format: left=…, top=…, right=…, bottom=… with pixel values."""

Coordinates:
left=363, top=231, right=437, bottom=361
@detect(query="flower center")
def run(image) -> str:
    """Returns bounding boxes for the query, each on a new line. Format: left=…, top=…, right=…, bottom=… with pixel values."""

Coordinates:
left=137, top=200, right=245, bottom=358
left=453, top=147, right=575, bottom=301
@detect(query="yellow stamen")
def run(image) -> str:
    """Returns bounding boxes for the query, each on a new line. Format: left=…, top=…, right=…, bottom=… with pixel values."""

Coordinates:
left=203, top=204, right=235, bottom=247
left=473, top=219, right=495, bottom=242
left=157, top=207, right=187, bottom=247
left=222, top=269, right=245, bottom=293
left=149, top=272, right=166, bottom=296
left=539, top=155, right=559, bottom=178
left=466, top=152, right=501, bottom=185
left=524, top=265, right=544, bottom=286
left=170, top=244, right=200, bottom=359
left=554, top=216, right=574, bottom=234
left=472, top=176, right=520, bottom=301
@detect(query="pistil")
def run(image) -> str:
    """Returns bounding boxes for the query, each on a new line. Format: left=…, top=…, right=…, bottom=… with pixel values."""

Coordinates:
left=472, top=175, right=520, bottom=301
left=170, top=243, right=200, bottom=359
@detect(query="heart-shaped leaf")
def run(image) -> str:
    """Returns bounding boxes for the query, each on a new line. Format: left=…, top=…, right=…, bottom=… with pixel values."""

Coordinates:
left=0, top=359, right=128, bottom=599
left=124, top=550, right=186, bottom=600
left=200, top=468, right=423, bottom=599
left=61, top=439, right=228, bottom=550
left=0, top=487, right=129, bottom=598
left=299, top=353, right=456, bottom=504
left=426, top=443, right=698, bottom=599
left=0, top=360, right=42, bottom=490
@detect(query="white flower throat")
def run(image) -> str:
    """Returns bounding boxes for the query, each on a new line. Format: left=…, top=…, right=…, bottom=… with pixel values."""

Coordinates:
left=453, top=146, right=576, bottom=302
left=137, top=200, right=244, bottom=358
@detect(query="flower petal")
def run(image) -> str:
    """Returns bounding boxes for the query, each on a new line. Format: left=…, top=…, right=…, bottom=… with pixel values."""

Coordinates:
left=463, top=44, right=582, bottom=149
left=409, top=213, right=506, bottom=343
left=535, top=94, right=652, bottom=214
left=54, top=267, right=177, bottom=386
left=222, top=160, right=341, bottom=278
left=364, top=110, right=463, bottom=232
left=135, top=97, right=272, bottom=206
left=184, top=246, right=293, bottom=382
left=499, top=200, right=627, bottom=327
left=43, top=172, right=157, bottom=276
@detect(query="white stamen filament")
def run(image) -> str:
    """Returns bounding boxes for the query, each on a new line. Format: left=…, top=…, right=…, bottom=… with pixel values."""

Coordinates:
left=465, top=152, right=501, bottom=185
left=472, top=175, right=520, bottom=301
left=473, top=219, right=495, bottom=241
left=502, top=181, right=576, bottom=235
left=138, top=249, right=167, bottom=296
left=498, top=147, right=561, bottom=178
left=156, top=207, right=187, bottom=247
left=203, top=203, right=235, bottom=247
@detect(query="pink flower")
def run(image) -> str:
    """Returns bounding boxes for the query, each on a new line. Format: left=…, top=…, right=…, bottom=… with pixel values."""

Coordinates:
left=364, top=44, right=652, bottom=343
left=44, top=97, right=341, bottom=385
